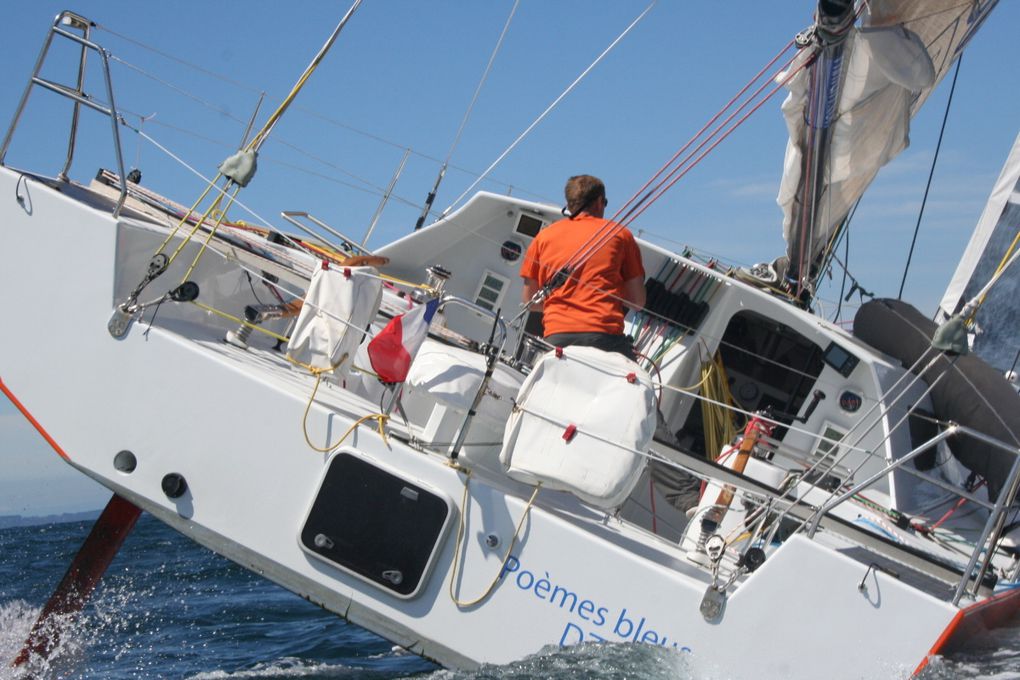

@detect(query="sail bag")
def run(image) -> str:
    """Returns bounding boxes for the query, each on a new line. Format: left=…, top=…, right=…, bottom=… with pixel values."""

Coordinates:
left=286, top=265, right=382, bottom=379
left=500, top=346, right=656, bottom=509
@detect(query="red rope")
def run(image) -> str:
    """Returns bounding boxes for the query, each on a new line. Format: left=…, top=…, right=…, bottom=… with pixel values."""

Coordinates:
left=552, top=38, right=805, bottom=286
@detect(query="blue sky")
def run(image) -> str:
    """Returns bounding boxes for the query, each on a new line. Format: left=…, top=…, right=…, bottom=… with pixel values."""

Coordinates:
left=2, top=1, right=1018, bottom=515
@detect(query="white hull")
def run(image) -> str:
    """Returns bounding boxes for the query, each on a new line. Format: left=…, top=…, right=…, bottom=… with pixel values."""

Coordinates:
left=1, top=166, right=1009, bottom=679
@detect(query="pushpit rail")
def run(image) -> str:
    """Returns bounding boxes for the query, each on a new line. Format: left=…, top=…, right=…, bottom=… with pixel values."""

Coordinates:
left=0, top=11, right=129, bottom=216
left=803, top=422, right=1020, bottom=605
left=280, top=211, right=377, bottom=259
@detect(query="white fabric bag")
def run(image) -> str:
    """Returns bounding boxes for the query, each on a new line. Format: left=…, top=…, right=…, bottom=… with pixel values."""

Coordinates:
left=500, top=346, right=655, bottom=509
left=406, top=339, right=523, bottom=424
left=286, top=265, right=382, bottom=380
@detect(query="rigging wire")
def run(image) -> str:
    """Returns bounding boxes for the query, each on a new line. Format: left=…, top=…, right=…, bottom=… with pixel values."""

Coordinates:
left=414, top=0, right=520, bottom=230
left=247, top=0, right=363, bottom=154
left=102, top=10, right=544, bottom=201
left=898, top=56, right=963, bottom=300
left=528, top=39, right=806, bottom=308
left=103, top=48, right=551, bottom=207
left=443, top=0, right=657, bottom=215
left=97, top=23, right=262, bottom=93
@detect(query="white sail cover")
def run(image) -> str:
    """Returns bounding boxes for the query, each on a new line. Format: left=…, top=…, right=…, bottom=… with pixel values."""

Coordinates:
left=500, top=346, right=656, bottom=509
left=778, top=0, right=999, bottom=284
left=938, top=132, right=1020, bottom=372
left=287, top=266, right=382, bottom=378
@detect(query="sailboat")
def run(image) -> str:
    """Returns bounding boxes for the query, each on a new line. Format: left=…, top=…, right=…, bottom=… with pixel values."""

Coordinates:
left=3, top=2, right=1020, bottom=678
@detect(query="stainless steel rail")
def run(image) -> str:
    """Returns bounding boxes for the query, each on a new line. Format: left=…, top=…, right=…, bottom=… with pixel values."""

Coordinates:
left=0, top=11, right=128, bottom=216
left=280, top=211, right=377, bottom=259
left=800, top=422, right=1020, bottom=604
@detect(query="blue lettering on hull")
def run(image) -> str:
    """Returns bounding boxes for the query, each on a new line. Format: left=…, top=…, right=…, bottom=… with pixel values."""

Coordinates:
left=500, top=554, right=693, bottom=654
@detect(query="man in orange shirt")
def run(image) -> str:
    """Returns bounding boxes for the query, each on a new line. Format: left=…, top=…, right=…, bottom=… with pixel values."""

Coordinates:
left=520, top=175, right=645, bottom=360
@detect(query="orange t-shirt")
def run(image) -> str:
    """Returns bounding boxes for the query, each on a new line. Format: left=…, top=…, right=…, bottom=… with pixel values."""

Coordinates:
left=520, top=215, right=644, bottom=336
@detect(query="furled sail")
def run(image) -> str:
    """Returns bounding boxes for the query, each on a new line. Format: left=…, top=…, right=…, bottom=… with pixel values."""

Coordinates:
left=778, top=0, right=1000, bottom=296
left=938, top=131, right=1020, bottom=374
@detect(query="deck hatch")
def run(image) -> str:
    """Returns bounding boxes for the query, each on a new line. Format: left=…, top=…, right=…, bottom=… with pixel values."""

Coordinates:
left=300, top=452, right=451, bottom=598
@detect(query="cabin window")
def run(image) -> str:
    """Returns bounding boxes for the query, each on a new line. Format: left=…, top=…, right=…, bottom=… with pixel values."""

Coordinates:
left=716, top=310, right=824, bottom=423
left=515, top=213, right=543, bottom=238
left=812, top=422, right=847, bottom=466
left=474, top=270, right=509, bottom=312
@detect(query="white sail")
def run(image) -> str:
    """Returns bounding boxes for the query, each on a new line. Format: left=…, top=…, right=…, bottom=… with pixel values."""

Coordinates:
left=938, top=131, right=1020, bottom=372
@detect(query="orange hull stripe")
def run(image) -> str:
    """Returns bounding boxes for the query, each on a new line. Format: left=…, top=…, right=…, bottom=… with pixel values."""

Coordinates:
left=914, top=586, right=1020, bottom=676
left=0, top=376, right=71, bottom=461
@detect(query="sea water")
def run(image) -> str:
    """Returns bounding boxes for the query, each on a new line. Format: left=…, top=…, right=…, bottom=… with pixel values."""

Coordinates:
left=0, top=516, right=1017, bottom=679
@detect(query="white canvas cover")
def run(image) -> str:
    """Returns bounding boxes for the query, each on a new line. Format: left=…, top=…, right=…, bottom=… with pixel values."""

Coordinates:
left=499, top=346, right=656, bottom=509
left=286, top=265, right=382, bottom=379
left=406, top=339, right=523, bottom=424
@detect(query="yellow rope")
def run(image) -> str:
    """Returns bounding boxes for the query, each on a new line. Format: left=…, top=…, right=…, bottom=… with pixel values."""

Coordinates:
left=675, top=361, right=715, bottom=392
left=191, top=301, right=290, bottom=343
left=153, top=180, right=222, bottom=255
left=448, top=471, right=540, bottom=608
left=701, top=352, right=741, bottom=461
left=300, top=367, right=389, bottom=453
left=968, top=228, right=1020, bottom=323
left=180, top=186, right=243, bottom=282
left=163, top=182, right=234, bottom=269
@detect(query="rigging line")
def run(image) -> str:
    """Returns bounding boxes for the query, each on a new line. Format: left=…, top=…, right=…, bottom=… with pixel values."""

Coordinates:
left=898, top=56, right=963, bottom=300
left=617, top=51, right=807, bottom=231
left=273, top=137, right=393, bottom=194
left=443, top=0, right=657, bottom=215
left=133, top=115, right=410, bottom=210
left=267, top=157, right=424, bottom=209
left=106, top=27, right=550, bottom=205
left=107, top=52, right=397, bottom=193
left=443, top=0, right=518, bottom=164
left=819, top=196, right=860, bottom=315
left=108, top=54, right=251, bottom=126
left=248, top=0, right=363, bottom=153
left=96, top=23, right=262, bottom=93
left=526, top=48, right=804, bottom=311
left=617, top=37, right=797, bottom=227
left=565, top=43, right=802, bottom=273
left=415, top=0, right=520, bottom=230
left=296, top=106, right=554, bottom=204
left=131, top=126, right=275, bottom=232
left=583, top=58, right=807, bottom=269
left=834, top=212, right=851, bottom=323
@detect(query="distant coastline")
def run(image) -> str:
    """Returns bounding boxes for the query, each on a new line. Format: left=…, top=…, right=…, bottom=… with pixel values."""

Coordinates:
left=0, top=510, right=101, bottom=529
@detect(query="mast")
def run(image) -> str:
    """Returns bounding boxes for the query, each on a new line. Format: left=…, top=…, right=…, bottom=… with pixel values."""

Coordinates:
left=783, top=0, right=854, bottom=301
left=777, top=0, right=1000, bottom=302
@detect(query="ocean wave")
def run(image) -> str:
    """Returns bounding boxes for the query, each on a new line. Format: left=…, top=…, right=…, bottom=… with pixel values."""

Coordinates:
left=418, top=642, right=694, bottom=680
